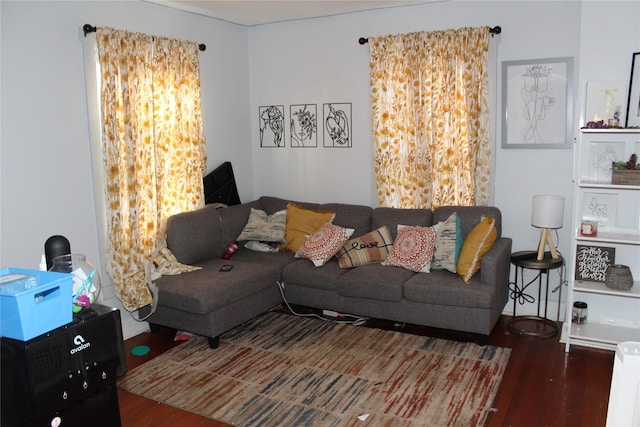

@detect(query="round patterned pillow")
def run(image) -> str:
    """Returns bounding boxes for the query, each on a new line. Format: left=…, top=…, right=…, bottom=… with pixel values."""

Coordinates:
left=383, top=225, right=438, bottom=272
left=295, top=223, right=355, bottom=267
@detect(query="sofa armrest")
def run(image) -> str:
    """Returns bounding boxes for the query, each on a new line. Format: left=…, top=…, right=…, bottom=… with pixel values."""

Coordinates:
left=479, top=237, right=512, bottom=290
left=166, top=204, right=225, bottom=265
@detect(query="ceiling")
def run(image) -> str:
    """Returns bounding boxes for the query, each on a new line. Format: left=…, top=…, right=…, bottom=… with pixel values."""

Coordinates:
left=143, top=0, right=437, bottom=26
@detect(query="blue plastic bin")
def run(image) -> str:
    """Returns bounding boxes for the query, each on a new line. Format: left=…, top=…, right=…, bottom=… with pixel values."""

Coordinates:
left=0, top=268, right=73, bottom=341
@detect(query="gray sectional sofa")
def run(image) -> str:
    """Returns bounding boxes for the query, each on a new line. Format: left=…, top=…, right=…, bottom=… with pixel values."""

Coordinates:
left=144, top=196, right=512, bottom=348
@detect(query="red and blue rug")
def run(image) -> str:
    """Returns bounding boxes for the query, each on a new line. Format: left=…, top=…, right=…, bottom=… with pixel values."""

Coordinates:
left=118, top=311, right=510, bottom=426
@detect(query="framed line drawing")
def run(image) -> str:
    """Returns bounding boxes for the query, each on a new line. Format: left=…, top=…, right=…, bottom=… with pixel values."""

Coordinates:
left=290, top=104, right=317, bottom=148
left=582, top=192, right=616, bottom=230
left=502, top=57, right=573, bottom=149
left=323, top=103, right=352, bottom=148
left=259, top=105, right=285, bottom=148
left=574, top=245, right=615, bottom=282
left=588, top=141, right=624, bottom=183
left=625, top=52, right=640, bottom=127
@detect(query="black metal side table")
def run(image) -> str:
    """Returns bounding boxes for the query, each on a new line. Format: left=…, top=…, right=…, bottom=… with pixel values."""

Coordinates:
left=508, top=250, right=564, bottom=337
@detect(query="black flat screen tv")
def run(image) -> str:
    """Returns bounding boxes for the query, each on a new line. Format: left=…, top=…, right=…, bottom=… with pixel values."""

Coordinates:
left=203, top=161, right=241, bottom=206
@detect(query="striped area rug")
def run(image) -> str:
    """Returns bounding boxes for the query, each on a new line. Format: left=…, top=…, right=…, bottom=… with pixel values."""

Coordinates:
left=118, top=312, right=510, bottom=426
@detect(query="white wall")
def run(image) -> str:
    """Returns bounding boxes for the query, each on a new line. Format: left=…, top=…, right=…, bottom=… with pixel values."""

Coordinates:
left=248, top=1, right=582, bottom=211
left=0, top=1, right=251, bottom=337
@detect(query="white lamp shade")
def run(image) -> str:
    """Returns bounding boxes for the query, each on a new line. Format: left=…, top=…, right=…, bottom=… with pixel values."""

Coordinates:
left=531, top=195, right=565, bottom=229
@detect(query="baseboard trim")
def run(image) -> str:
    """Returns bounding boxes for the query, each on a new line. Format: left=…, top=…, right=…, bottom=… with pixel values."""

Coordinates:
left=122, top=316, right=150, bottom=340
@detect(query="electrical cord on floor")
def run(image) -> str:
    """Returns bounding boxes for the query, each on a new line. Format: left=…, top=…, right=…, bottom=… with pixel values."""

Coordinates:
left=276, top=281, right=368, bottom=326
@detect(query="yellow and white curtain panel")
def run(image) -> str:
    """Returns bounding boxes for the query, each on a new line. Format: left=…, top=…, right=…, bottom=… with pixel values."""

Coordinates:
left=96, top=27, right=206, bottom=312
left=369, top=26, right=491, bottom=209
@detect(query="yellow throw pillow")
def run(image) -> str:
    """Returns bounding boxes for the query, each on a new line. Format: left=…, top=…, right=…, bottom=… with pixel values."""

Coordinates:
left=282, top=203, right=336, bottom=253
left=457, top=215, right=497, bottom=283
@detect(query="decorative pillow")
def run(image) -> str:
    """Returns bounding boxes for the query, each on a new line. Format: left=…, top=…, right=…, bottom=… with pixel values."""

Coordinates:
left=457, top=215, right=497, bottom=283
left=336, top=225, right=394, bottom=268
left=281, top=203, right=336, bottom=253
left=431, top=213, right=463, bottom=273
left=383, top=224, right=439, bottom=273
left=295, top=223, right=355, bottom=267
left=236, top=208, right=287, bottom=243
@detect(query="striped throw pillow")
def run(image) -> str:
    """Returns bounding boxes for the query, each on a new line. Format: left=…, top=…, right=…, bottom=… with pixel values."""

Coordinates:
left=336, top=226, right=394, bottom=268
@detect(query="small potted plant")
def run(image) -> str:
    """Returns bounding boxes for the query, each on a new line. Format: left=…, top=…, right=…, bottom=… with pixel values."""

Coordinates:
left=612, top=154, right=640, bottom=185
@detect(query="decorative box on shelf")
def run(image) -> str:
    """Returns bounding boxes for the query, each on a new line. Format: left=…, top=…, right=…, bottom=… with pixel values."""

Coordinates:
left=611, top=169, right=640, bottom=185
left=611, top=154, right=640, bottom=185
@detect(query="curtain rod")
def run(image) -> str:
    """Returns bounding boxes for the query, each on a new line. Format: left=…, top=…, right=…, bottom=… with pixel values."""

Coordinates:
left=82, top=24, right=206, bottom=51
left=358, top=25, right=502, bottom=45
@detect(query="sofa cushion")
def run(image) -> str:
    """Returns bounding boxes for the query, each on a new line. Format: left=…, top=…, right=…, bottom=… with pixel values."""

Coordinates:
left=336, top=225, right=393, bottom=268
left=225, top=248, right=296, bottom=268
left=372, top=207, right=432, bottom=239
left=236, top=208, right=287, bottom=243
left=282, top=259, right=347, bottom=291
left=457, top=215, right=497, bottom=283
left=431, top=213, right=463, bottom=273
left=336, top=263, right=413, bottom=302
left=318, top=203, right=373, bottom=238
left=282, top=203, right=336, bottom=253
left=383, top=224, right=439, bottom=273
left=403, top=269, right=495, bottom=308
left=295, top=223, right=354, bottom=267
left=259, top=196, right=319, bottom=215
left=155, top=259, right=282, bottom=314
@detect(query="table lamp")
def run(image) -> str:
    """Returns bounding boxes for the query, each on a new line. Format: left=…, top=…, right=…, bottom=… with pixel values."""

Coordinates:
left=531, top=195, right=564, bottom=261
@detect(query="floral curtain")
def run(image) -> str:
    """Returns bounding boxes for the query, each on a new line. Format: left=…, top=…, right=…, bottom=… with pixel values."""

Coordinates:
left=96, top=27, right=206, bottom=312
left=369, top=26, right=491, bottom=209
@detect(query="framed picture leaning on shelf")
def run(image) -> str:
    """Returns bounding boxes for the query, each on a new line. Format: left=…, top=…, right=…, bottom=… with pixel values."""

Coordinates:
left=625, top=52, right=640, bottom=127
left=574, top=244, right=615, bottom=282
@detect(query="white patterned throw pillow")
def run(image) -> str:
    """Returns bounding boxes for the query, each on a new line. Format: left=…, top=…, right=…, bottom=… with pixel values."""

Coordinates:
left=236, top=208, right=287, bottom=243
left=431, top=212, right=463, bottom=273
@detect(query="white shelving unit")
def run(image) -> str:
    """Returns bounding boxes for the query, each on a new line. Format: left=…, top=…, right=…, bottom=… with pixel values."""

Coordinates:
left=564, top=129, right=640, bottom=352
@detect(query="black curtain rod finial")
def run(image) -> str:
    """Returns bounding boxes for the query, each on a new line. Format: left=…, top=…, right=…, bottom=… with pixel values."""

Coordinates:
left=83, top=24, right=97, bottom=37
left=358, top=37, right=368, bottom=45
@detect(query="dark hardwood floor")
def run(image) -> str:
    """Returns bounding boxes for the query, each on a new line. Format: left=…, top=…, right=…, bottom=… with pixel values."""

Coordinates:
left=118, top=310, right=614, bottom=427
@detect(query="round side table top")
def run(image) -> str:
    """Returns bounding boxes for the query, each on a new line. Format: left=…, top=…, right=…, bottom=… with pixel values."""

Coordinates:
left=511, top=250, right=564, bottom=270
